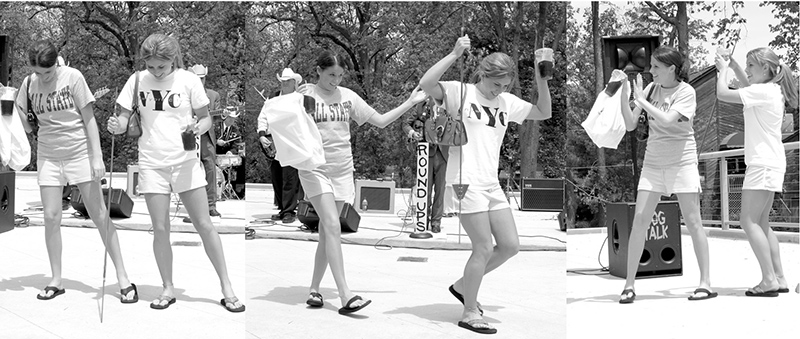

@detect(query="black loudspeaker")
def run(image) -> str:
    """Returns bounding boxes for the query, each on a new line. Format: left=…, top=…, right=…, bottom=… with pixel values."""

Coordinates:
left=297, top=200, right=360, bottom=233
left=0, top=171, right=15, bottom=234
left=71, top=187, right=134, bottom=218
left=0, top=35, right=9, bottom=86
left=607, top=201, right=682, bottom=278
left=520, top=178, right=564, bottom=212
left=602, top=35, right=661, bottom=84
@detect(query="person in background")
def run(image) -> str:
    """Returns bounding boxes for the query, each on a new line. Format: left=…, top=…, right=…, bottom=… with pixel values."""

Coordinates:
left=186, top=64, right=222, bottom=221
left=257, top=68, right=304, bottom=224
left=402, top=99, right=448, bottom=233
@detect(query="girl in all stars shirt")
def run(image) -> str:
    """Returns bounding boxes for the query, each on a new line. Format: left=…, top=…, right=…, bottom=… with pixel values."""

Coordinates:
left=15, top=40, right=137, bottom=303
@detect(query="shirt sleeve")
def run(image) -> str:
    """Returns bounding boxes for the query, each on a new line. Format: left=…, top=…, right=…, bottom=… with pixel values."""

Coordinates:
left=504, top=94, right=534, bottom=124
left=667, top=83, right=696, bottom=120
left=738, top=84, right=773, bottom=110
left=438, top=81, right=462, bottom=117
left=115, top=73, right=137, bottom=111
left=257, top=100, right=270, bottom=133
left=347, top=90, right=377, bottom=126
left=188, top=72, right=210, bottom=110
left=70, top=69, right=95, bottom=111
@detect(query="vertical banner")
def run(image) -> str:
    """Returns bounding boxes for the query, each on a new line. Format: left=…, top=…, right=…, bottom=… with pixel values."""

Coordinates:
left=414, top=142, right=429, bottom=232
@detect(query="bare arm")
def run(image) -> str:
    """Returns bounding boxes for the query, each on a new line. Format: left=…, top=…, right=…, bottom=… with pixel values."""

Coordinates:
left=715, top=54, right=743, bottom=104
left=619, top=78, right=640, bottom=131
left=630, top=73, right=683, bottom=125
left=367, top=86, right=427, bottom=128
left=79, top=103, right=105, bottom=180
left=526, top=58, right=552, bottom=120
left=420, top=35, right=471, bottom=102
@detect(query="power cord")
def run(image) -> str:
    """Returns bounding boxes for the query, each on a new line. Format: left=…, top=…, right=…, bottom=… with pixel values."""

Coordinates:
left=566, top=235, right=610, bottom=275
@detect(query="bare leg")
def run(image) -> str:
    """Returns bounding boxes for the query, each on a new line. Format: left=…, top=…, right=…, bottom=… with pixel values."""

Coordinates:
left=179, top=187, right=241, bottom=308
left=307, top=193, right=366, bottom=308
left=622, top=191, right=662, bottom=294
left=740, top=190, right=779, bottom=291
left=675, top=193, right=712, bottom=295
left=40, top=186, right=64, bottom=297
left=760, top=195, right=787, bottom=289
left=144, top=193, right=176, bottom=304
left=452, top=208, right=520, bottom=298
left=309, top=201, right=344, bottom=297
left=75, top=180, right=132, bottom=298
left=458, top=211, right=493, bottom=327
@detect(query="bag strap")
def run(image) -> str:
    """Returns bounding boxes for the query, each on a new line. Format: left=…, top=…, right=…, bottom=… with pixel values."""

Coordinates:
left=131, top=71, right=139, bottom=112
left=25, top=75, right=32, bottom=114
left=641, top=84, right=656, bottom=117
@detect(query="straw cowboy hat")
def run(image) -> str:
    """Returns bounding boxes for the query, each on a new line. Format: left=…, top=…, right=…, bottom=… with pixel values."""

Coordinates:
left=276, top=68, right=302, bottom=84
left=190, top=64, right=208, bottom=78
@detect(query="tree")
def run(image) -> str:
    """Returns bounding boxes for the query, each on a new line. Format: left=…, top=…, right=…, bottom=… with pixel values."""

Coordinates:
left=761, top=1, right=799, bottom=69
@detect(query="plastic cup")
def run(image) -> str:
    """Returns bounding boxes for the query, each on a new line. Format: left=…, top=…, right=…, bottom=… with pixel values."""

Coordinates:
left=535, top=48, right=554, bottom=80
left=181, top=129, right=196, bottom=151
left=717, top=47, right=731, bottom=61
left=605, top=81, right=623, bottom=97
left=0, top=87, right=17, bottom=116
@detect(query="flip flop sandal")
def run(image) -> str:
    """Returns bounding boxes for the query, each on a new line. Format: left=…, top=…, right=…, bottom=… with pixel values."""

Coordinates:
left=619, top=289, right=636, bottom=304
left=120, top=283, right=139, bottom=304
left=220, top=297, right=246, bottom=313
left=338, top=295, right=371, bottom=315
left=776, top=288, right=790, bottom=293
left=306, top=292, right=324, bottom=307
left=458, top=319, right=497, bottom=335
left=150, top=296, right=177, bottom=309
left=688, top=288, right=718, bottom=301
left=37, top=286, right=65, bottom=300
left=745, top=286, right=779, bottom=297
left=449, top=285, right=484, bottom=315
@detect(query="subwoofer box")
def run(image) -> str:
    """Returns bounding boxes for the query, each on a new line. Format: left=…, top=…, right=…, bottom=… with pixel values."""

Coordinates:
left=607, top=201, right=682, bottom=279
left=297, top=200, right=360, bottom=233
left=71, top=187, right=134, bottom=219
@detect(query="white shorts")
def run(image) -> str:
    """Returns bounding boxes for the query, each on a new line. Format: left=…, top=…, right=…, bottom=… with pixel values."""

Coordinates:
left=139, top=159, right=207, bottom=194
left=298, top=167, right=355, bottom=203
left=444, top=183, right=510, bottom=214
left=743, top=165, right=784, bottom=192
left=638, top=164, right=701, bottom=196
left=37, top=156, right=93, bottom=186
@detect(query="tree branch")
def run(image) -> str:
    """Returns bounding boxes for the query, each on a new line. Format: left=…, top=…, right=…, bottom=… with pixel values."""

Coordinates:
left=645, top=1, right=677, bottom=26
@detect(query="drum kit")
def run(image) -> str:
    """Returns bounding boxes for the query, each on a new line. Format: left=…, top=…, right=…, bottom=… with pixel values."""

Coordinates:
left=216, top=153, right=241, bottom=200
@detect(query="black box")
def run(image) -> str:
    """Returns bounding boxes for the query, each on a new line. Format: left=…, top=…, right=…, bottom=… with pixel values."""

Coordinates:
left=297, top=200, right=360, bottom=233
left=607, top=201, right=682, bottom=278
left=71, top=187, right=134, bottom=219
left=520, top=178, right=564, bottom=212
left=0, top=171, right=14, bottom=234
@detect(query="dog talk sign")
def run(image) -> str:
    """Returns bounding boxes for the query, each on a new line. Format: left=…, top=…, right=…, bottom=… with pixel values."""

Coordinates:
left=414, top=142, right=430, bottom=232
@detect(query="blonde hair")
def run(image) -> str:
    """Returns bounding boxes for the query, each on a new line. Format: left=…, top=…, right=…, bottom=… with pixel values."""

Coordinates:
left=747, top=47, right=798, bottom=109
left=469, top=52, right=518, bottom=86
left=140, top=34, right=184, bottom=69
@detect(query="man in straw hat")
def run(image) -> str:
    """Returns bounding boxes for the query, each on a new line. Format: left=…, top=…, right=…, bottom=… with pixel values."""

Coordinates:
left=257, top=68, right=304, bottom=224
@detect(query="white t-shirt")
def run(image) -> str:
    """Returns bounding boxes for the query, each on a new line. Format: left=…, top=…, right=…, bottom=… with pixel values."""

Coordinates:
left=642, top=81, right=698, bottom=168
left=304, top=84, right=377, bottom=176
left=439, top=81, right=531, bottom=190
left=115, top=69, right=210, bottom=169
left=16, top=66, right=94, bottom=161
left=739, top=83, right=786, bottom=170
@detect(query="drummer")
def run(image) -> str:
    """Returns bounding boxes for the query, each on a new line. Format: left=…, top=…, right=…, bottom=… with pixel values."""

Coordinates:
left=216, top=107, right=245, bottom=198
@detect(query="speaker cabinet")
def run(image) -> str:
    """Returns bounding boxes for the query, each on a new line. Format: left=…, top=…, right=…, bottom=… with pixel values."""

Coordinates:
left=607, top=201, right=683, bottom=279
left=71, top=187, right=134, bottom=219
left=520, top=178, right=564, bottom=212
left=0, top=171, right=14, bottom=234
left=127, top=165, right=141, bottom=198
left=0, top=35, right=9, bottom=86
left=297, top=200, right=360, bottom=233
left=601, top=35, right=661, bottom=85
left=354, top=180, right=395, bottom=214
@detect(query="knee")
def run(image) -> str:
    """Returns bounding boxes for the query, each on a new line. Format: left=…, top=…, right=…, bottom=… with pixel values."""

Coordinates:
left=42, top=209, right=62, bottom=224
left=498, top=240, right=519, bottom=259
left=471, top=242, right=494, bottom=259
left=632, top=213, right=652, bottom=229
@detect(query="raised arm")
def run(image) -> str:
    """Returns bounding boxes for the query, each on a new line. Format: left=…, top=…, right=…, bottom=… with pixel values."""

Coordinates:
left=631, top=74, right=683, bottom=125
left=526, top=56, right=552, bottom=120
left=619, top=78, right=641, bottom=131
left=715, top=53, right=743, bottom=104
left=420, top=35, right=471, bottom=102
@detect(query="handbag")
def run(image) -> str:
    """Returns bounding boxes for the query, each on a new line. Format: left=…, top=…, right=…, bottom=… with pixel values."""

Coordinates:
left=126, top=71, right=142, bottom=138
left=635, top=85, right=656, bottom=142
left=423, top=82, right=468, bottom=146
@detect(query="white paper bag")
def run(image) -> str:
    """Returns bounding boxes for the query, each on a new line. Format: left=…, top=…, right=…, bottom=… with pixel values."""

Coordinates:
left=261, top=92, right=325, bottom=170
left=581, top=88, right=626, bottom=149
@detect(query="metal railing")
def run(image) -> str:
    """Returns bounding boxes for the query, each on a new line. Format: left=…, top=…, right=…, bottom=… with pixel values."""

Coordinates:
left=698, top=141, right=799, bottom=230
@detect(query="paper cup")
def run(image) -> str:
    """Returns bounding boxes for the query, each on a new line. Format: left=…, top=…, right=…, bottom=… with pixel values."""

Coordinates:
left=535, top=48, right=554, bottom=80
left=0, top=87, right=17, bottom=116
